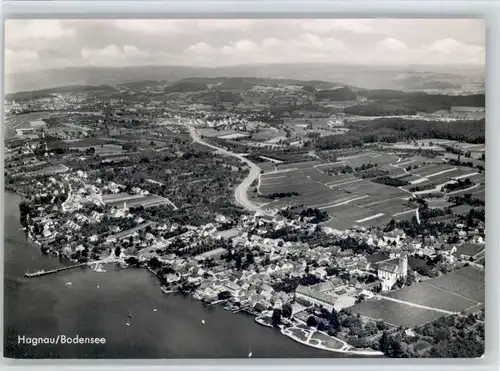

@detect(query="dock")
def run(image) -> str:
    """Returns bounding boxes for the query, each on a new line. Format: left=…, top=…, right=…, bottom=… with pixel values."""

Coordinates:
left=24, top=258, right=122, bottom=278
left=24, top=263, right=88, bottom=278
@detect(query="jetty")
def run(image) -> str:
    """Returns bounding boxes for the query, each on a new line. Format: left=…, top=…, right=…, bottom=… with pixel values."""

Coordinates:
left=24, top=263, right=88, bottom=277
left=24, top=258, right=122, bottom=278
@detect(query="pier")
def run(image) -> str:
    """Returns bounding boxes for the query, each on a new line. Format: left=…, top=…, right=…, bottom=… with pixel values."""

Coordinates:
left=24, top=263, right=88, bottom=277
left=24, top=258, right=122, bottom=278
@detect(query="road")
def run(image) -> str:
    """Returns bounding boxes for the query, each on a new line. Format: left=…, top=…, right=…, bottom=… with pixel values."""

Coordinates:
left=183, top=121, right=267, bottom=215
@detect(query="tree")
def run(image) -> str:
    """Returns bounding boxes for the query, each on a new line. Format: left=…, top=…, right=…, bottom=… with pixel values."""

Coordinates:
left=405, top=272, right=415, bottom=286
left=235, top=254, right=242, bottom=269
left=380, top=331, right=390, bottom=355
left=281, top=303, right=293, bottom=318
left=376, top=320, right=386, bottom=331
left=317, top=322, right=327, bottom=331
left=330, top=308, right=340, bottom=331
left=271, top=309, right=282, bottom=328
left=125, top=256, right=140, bottom=266
left=306, top=315, right=318, bottom=328
left=148, top=256, right=161, bottom=268
left=217, top=291, right=231, bottom=300
left=364, top=321, right=377, bottom=336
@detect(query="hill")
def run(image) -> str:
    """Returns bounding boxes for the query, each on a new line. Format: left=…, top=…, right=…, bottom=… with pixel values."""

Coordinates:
left=6, top=84, right=118, bottom=101
left=5, top=63, right=484, bottom=94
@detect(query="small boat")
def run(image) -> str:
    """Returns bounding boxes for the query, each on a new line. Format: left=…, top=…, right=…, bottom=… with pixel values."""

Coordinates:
left=65, top=282, right=72, bottom=286
left=93, top=262, right=106, bottom=273
left=125, top=322, right=130, bottom=327
left=201, top=320, right=206, bottom=325
left=97, top=285, right=100, bottom=288
left=153, top=309, right=157, bottom=312
left=248, top=352, right=252, bottom=358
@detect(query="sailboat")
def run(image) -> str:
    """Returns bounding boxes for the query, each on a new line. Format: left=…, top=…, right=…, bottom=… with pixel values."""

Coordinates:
left=126, top=311, right=132, bottom=326
left=248, top=344, right=252, bottom=358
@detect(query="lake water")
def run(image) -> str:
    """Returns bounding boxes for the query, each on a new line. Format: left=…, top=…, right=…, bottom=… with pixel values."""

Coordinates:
left=4, top=191, right=350, bottom=359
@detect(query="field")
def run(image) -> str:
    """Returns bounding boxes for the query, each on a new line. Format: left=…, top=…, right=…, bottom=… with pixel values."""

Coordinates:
left=395, top=160, right=485, bottom=198
left=351, top=266, right=484, bottom=328
left=254, top=149, right=484, bottom=229
left=251, top=129, right=287, bottom=142
left=197, top=128, right=238, bottom=138
left=351, top=298, right=445, bottom=328
left=281, top=118, right=337, bottom=139
left=447, top=183, right=485, bottom=200
left=218, top=133, right=249, bottom=140
left=453, top=243, right=485, bottom=258
left=424, top=266, right=485, bottom=303
left=410, top=163, right=456, bottom=178
left=17, top=164, right=69, bottom=178
left=102, top=193, right=177, bottom=209
left=95, top=144, right=124, bottom=155
left=384, top=282, right=479, bottom=312
left=5, top=111, right=50, bottom=130
left=257, top=156, right=414, bottom=229
left=48, top=138, right=110, bottom=149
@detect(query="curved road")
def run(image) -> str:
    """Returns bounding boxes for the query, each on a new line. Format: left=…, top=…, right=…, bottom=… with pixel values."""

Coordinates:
left=184, top=122, right=267, bottom=215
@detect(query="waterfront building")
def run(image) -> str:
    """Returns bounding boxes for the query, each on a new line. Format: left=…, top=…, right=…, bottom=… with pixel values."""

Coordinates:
left=294, top=285, right=338, bottom=312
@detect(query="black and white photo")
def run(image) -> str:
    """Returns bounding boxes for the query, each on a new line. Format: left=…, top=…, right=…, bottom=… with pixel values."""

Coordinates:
left=3, top=19, right=485, bottom=359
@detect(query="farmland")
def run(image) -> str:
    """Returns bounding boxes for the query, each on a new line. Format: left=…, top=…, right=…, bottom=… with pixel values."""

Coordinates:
left=48, top=138, right=113, bottom=150
left=423, top=266, right=485, bottom=303
left=11, top=164, right=69, bottom=178
left=250, top=140, right=485, bottom=230
left=256, top=156, right=414, bottom=229
left=351, top=298, right=446, bottom=328
left=453, top=243, right=485, bottom=258
left=351, top=266, right=484, bottom=328
left=383, top=281, right=479, bottom=312
left=102, top=192, right=177, bottom=209
left=4, top=111, right=51, bottom=131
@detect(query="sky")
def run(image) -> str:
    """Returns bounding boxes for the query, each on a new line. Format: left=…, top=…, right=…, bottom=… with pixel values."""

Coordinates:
left=4, top=19, right=485, bottom=74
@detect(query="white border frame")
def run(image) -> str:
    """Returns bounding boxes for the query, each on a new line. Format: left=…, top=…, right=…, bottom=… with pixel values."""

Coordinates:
left=0, top=1, right=498, bottom=370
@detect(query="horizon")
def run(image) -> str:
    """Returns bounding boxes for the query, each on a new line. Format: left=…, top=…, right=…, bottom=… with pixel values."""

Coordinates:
left=5, top=62, right=485, bottom=95
left=5, top=19, right=485, bottom=75
left=6, top=61, right=485, bottom=75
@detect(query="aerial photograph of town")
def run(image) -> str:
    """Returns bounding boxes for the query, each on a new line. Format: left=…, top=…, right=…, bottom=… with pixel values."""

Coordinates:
left=3, top=19, right=485, bottom=359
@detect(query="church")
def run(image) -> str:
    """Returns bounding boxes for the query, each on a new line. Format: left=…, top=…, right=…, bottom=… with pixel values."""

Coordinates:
left=377, top=251, right=408, bottom=291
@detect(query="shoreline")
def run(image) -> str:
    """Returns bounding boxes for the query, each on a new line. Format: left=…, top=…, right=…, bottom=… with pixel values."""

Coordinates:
left=280, top=327, right=384, bottom=356
left=9, top=190, right=371, bottom=357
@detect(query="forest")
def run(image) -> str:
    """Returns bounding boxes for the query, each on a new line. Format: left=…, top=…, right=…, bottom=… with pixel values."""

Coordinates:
left=316, top=118, right=485, bottom=150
